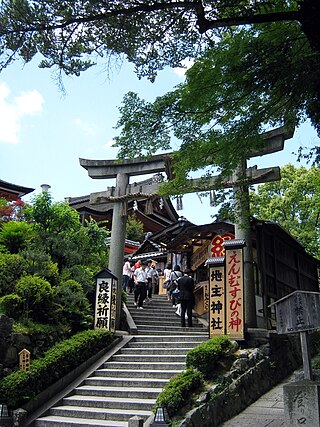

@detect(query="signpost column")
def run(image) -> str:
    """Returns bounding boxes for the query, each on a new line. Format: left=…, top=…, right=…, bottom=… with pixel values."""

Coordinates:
left=272, top=291, right=320, bottom=426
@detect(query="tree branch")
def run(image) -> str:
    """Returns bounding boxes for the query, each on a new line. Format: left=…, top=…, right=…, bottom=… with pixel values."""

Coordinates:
left=197, top=10, right=301, bottom=34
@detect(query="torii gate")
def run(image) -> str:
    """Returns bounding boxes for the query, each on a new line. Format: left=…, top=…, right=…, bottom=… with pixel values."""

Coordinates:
left=80, top=126, right=293, bottom=329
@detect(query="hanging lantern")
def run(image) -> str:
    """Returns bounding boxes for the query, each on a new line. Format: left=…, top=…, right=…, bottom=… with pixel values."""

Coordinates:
left=133, top=200, right=138, bottom=211
left=176, top=196, right=183, bottom=211
left=120, top=200, right=127, bottom=216
left=144, top=198, right=154, bottom=215
left=210, top=190, right=216, bottom=207
left=159, top=197, right=164, bottom=210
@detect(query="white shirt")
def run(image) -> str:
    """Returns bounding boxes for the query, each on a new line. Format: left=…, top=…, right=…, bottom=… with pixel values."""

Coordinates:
left=123, top=261, right=132, bottom=276
left=134, top=267, right=147, bottom=283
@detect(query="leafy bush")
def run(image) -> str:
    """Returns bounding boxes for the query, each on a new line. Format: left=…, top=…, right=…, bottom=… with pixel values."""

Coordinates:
left=0, top=253, right=27, bottom=295
left=155, top=368, right=204, bottom=417
left=186, top=336, right=233, bottom=379
left=53, top=279, right=93, bottom=332
left=0, top=329, right=114, bottom=408
left=15, top=275, right=54, bottom=321
left=0, top=294, right=22, bottom=318
left=0, top=221, right=32, bottom=254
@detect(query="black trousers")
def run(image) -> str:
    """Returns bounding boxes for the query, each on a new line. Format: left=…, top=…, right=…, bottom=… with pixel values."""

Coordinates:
left=147, top=278, right=153, bottom=299
left=180, top=300, right=193, bottom=327
left=134, top=282, right=147, bottom=307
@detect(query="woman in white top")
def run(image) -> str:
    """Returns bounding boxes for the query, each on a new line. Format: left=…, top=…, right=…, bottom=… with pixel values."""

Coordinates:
left=122, top=258, right=132, bottom=291
left=163, top=263, right=172, bottom=300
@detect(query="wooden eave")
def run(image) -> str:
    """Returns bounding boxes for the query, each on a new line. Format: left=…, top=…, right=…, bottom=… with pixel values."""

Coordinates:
left=168, top=221, right=235, bottom=251
left=0, top=179, right=34, bottom=199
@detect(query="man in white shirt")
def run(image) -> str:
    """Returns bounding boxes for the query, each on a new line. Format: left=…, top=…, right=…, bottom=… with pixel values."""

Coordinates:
left=133, top=261, right=148, bottom=309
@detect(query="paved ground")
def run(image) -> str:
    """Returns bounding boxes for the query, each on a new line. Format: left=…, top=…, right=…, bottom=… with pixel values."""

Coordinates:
left=219, top=375, right=294, bottom=427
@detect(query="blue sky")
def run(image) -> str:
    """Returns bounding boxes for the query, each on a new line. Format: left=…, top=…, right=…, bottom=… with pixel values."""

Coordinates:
left=1, top=57, right=319, bottom=225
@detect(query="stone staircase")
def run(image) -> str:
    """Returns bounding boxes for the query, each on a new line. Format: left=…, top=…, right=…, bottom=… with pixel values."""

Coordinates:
left=33, top=294, right=208, bottom=427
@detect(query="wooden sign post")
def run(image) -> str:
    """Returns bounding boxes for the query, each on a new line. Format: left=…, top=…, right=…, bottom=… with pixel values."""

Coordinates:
left=272, top=291, right=320, bottom=426
left=19, top=348, right=30, bottom=371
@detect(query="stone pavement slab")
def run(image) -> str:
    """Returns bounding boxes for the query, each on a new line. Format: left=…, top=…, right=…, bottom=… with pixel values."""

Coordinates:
left=219, top=377, right=292, bottom=427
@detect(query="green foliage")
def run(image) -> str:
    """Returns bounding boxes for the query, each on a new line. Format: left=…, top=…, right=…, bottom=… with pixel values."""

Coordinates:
left=115, top=17, right=320, bottom=192
left=0, top=294, right=22, bottom=318
left=186, top=336, right=233, bottom=378
left=53, top=279, right=93, bottom=332
left=0, top=252, right=27, bottom=295
left=250, top=165, right=320, bottom=259
left=0, top=329, right=114, bottom=408
left=20, top=247, right=60, bottom=284
left=0, top=221, right=32, bottom=253
left=126, top=214, right=144, bottom=242
left=24, top=192, right=109, bottom=271
left=155, top=368, right=204, bottom=417
left=14, top=275, right=54, bottom=321
left=60, top=265, right=94, bottom=294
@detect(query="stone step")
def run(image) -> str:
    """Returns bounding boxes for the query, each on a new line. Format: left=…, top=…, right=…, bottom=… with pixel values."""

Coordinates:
left=94, top=368, right=181, bottom=379
left=110, top=354, right=186, bottom=362
left=135, top=324, right=206, bottom=332
left=128, top=336, right=207, bottom=344
left=49, top=406, right=151, bottom=422
left=104, top=361, right=185, bottom=370
left=135, top=330, right=208, bottom=336
left=85, top=376, right=169, bottom=388
left=129, top=309, right=179, bottom=317
left=119, top=347, right=193, bottom=354
left=130, top=316, right=183, bottom=325
left=35, top=415, right=128, bottom=426
left=74, top=385, right=162, bottom=399
left=34, top=292, right=208, bottom=427
left=63, top=395, right=156, bottom=410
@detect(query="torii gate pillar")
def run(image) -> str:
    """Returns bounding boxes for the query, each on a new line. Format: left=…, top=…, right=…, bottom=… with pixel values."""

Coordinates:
left=80, top=155, right=168, bottom=329
left=108, top=172, right=129, bottom=324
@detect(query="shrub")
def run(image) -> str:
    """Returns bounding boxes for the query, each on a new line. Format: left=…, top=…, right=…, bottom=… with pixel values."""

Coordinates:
left=186, top=335, right=233, bottom=379
left=0, top=253, right=27, bottom=295
left=0, top=294, right=22, bottom=318
left=15, top=275, right=54, bottom=322
left=155, top=368, right=204, bottom=417
left=53, top=279, right=93, bottom=332
left=0, top=329, right=114, bottom=408
left=0, top=221, right=32, bottom=254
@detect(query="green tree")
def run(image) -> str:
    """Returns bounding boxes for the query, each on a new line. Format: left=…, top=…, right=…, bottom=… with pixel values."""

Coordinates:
left=25, top=192, right=109, bottom=272
left=249, top=165, right=320, bottom=259
left=1, top=1, right=319, bottom=173
left=0, top=221, right=32, bottom=253
left=114, top=17, right=320, bottom=192
left=126, top=215, right=144, bottom=242
left=0, top=1, right=319, bottom=78
left=216, top=165, right=320, bottom=258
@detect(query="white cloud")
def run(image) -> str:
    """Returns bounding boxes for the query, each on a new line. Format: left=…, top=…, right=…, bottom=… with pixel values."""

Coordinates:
left=72, top=117, right=96, bottom=136
left=0, top=82, right=44, bottom=144
left=173, top=59, right=194, bottom=77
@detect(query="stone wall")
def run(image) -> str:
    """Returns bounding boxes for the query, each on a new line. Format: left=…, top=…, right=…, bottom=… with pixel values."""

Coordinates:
left=179, top=330, right=319, bottom=427
left=0, top=314, right=68, bottom=379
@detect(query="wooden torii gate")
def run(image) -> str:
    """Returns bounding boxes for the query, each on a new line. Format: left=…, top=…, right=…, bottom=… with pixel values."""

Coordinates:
left=80, top=126, right=293, bottom=329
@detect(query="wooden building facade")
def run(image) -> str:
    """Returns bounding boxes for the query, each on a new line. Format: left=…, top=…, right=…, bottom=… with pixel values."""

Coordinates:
left=146, top=218, right=319, bottom=329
